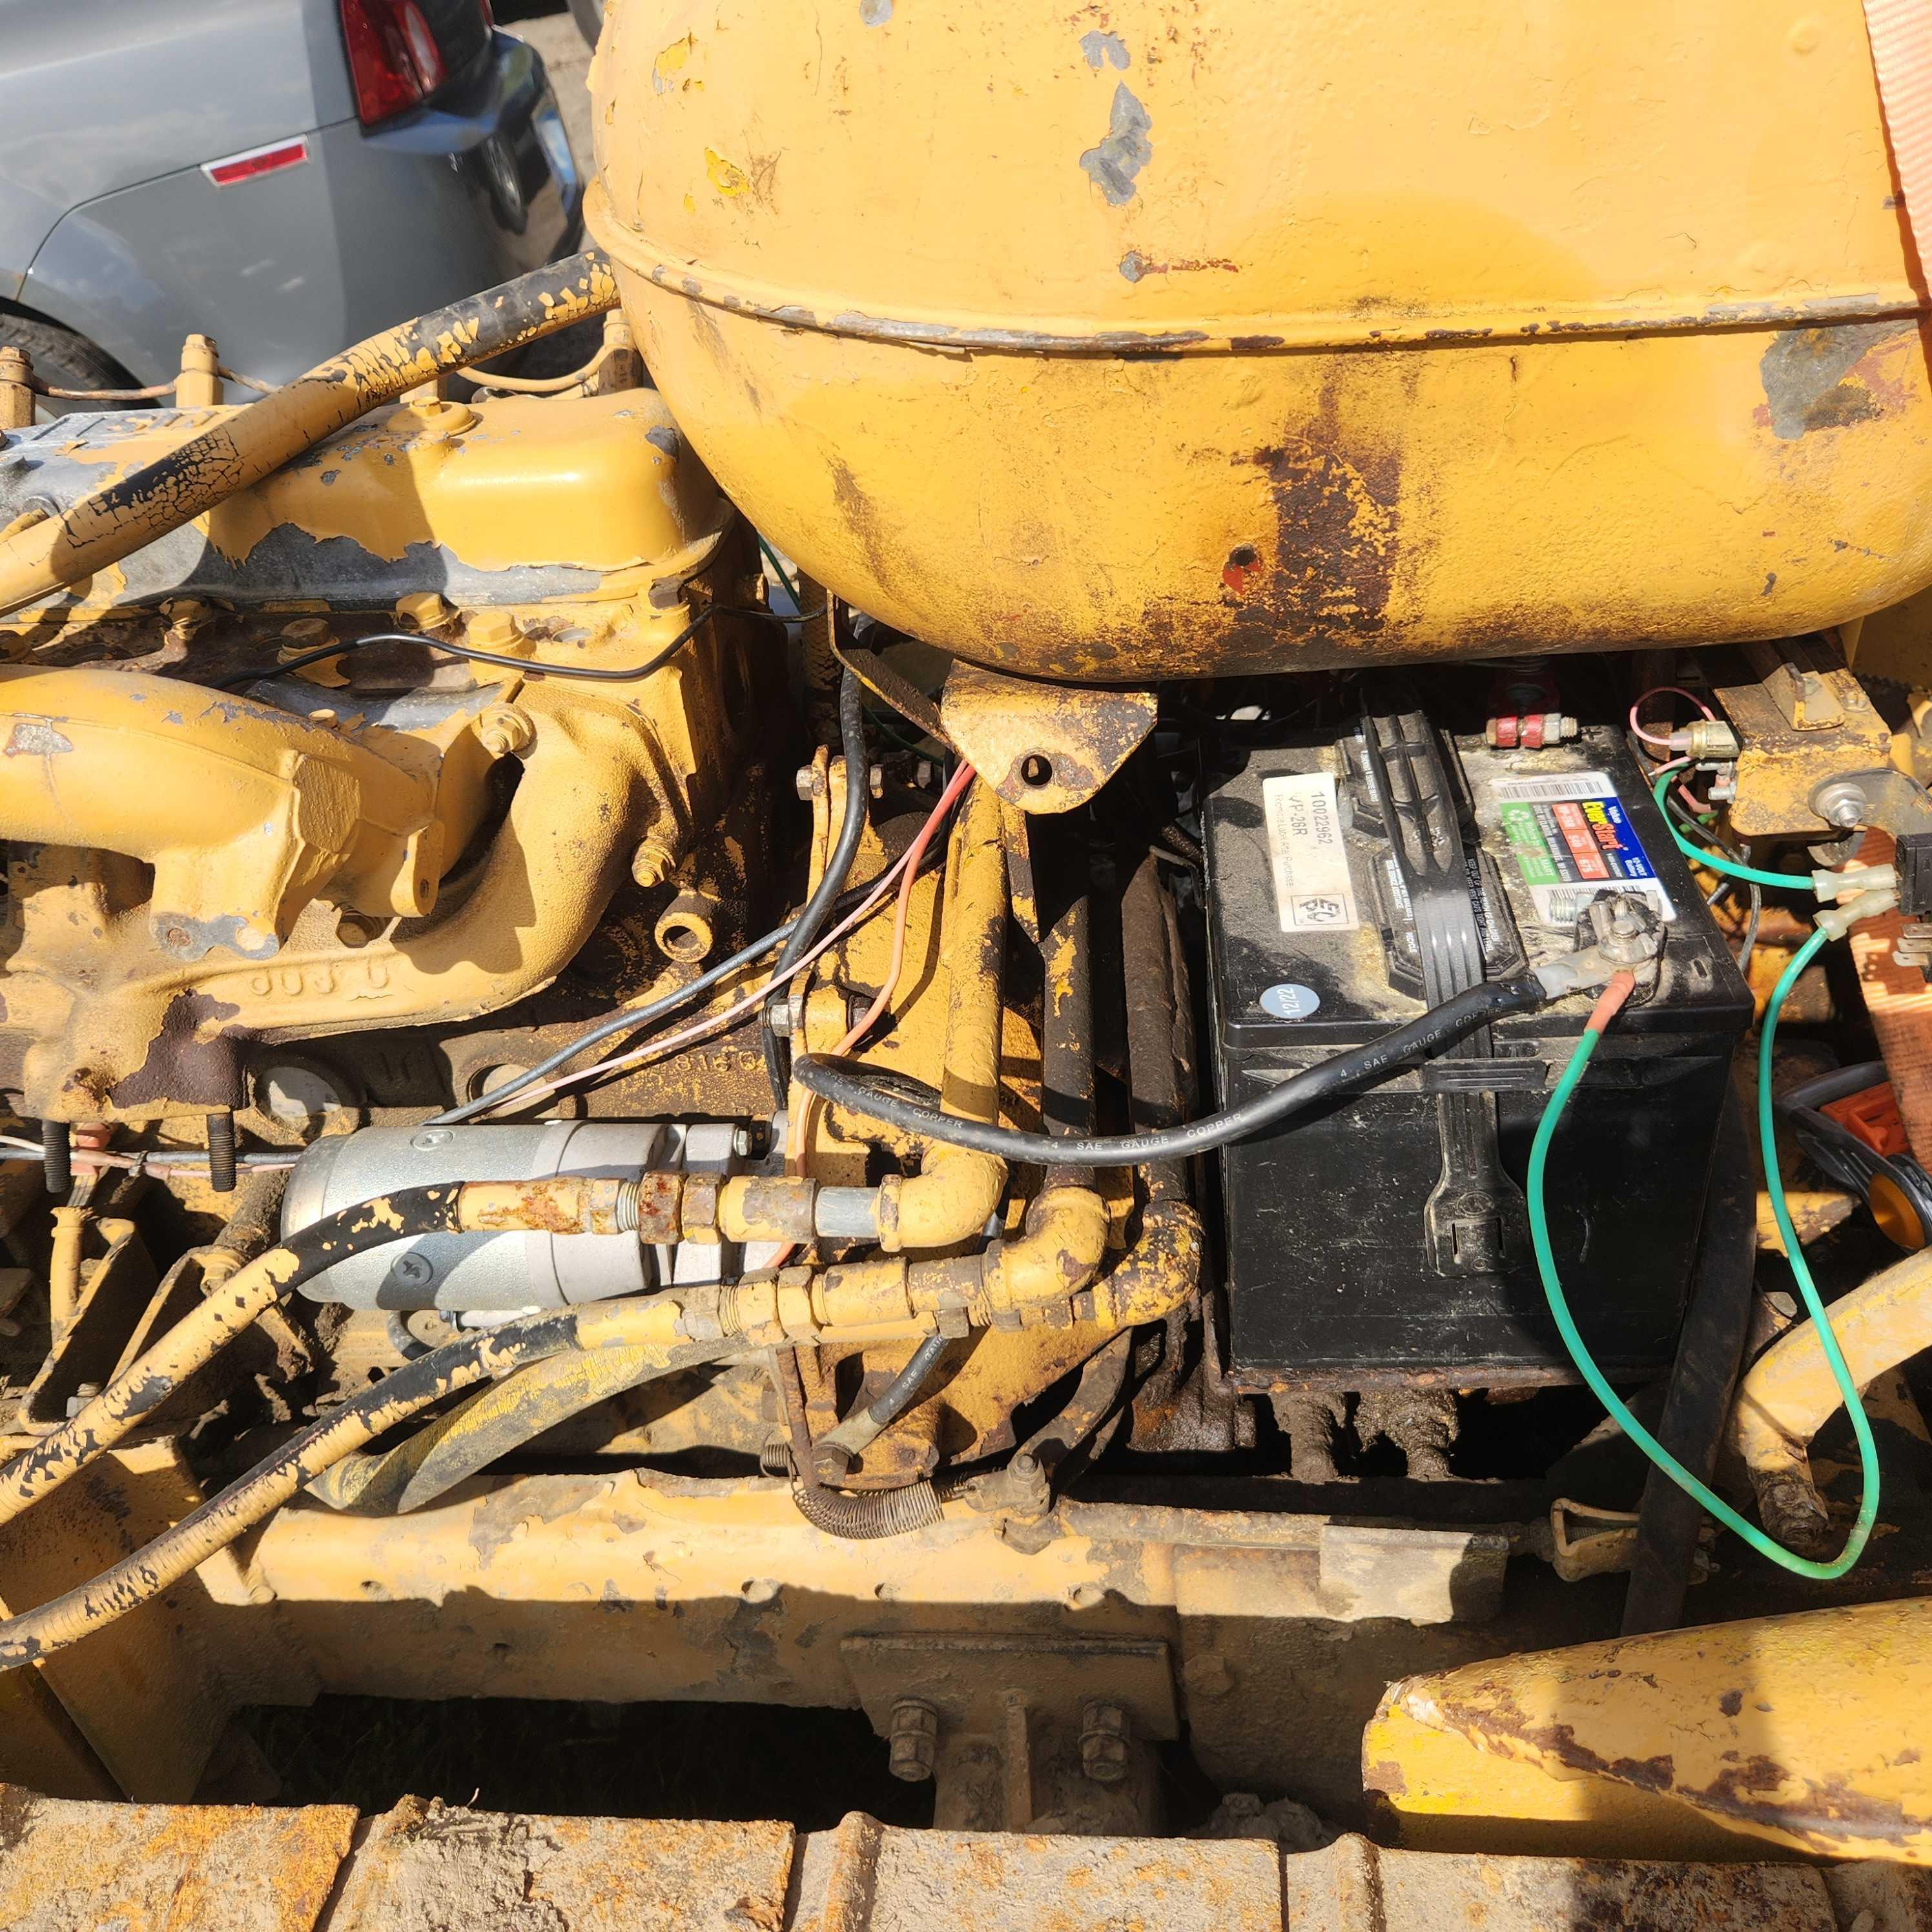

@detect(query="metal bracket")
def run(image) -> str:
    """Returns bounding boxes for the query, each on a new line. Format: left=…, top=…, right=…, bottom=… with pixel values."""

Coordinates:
left=938, top=663, right=1156, bottom=814
left=1714, top=634, right=1896, bottom=839
left=1804, top=766, right=1932, bottom=870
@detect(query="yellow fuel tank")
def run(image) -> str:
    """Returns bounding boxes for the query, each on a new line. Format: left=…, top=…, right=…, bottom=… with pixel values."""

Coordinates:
left=587, top=0, right=1932, bottom=681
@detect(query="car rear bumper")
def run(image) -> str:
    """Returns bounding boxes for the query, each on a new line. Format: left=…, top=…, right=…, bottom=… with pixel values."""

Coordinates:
left=20, top=32, right=585, bottom=389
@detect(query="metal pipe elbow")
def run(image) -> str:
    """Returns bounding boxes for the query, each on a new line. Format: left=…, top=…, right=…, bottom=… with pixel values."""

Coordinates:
left=1082, top=1198, right=1206, bottom=1330
left=979, top=1186, right=1111, bottom=1312
left=876, top=1146, right=1006, bottom=1252
left=1732, top=1245, right=1932, bottom=1552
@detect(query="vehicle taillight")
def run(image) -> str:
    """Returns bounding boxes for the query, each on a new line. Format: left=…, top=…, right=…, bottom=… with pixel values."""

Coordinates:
left=339, top=0, right=448, bottom=127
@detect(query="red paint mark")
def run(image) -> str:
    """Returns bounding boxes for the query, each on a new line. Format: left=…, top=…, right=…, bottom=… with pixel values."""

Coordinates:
left=1222, top=544, right=1261, bottom=594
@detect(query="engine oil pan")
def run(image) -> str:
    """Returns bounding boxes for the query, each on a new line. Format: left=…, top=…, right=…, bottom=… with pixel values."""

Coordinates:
left=588, top=0, right=1932, bottom=680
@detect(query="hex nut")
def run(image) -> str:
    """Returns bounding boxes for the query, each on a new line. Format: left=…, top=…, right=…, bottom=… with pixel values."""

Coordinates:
left=1080, top=1698, right=1131, bottom=1783
left=887, top=1698, right=940, bottom=1783
left=631, top=838, right=677, bottom=890
left=477, top=705, right=536, bottom=759
left=681, top=1172, right=723, bottom=1238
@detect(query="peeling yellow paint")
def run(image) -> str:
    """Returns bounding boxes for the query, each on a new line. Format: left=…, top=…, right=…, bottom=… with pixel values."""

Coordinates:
left=653, top=33, right=694, bottom=92
left=704, top=147, right=750, bottom=197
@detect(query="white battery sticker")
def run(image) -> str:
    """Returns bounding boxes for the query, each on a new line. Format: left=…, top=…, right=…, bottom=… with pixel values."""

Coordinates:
left=1262, top=771, right=1359, bottom=934
left=1492, top=769, right=1676, bottom=927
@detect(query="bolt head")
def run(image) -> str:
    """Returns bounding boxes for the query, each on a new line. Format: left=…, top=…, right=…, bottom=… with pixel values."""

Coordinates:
left=477, top=705, right=535, bottom=759
left=1182, top=1654, right=1236, bottom=1699
left=887, top=1699, right=939, bottom=1782
left=390, top=1252, right=435, bottom=1290
left=795, top=765, right=822, bottom=801
left=631, top=839, right=675, bottom=889
left=411, top=1128, right=455, bottom=1151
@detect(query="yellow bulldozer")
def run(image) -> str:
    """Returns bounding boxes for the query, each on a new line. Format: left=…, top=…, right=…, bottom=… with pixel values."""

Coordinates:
left=0, top=2, right=1929, bottom=1925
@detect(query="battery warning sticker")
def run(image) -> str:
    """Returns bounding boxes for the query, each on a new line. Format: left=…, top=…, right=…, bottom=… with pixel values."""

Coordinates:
left=1494, top=770, right=1676, bottom=927
left=1262, top=771, right=1359, bottom=934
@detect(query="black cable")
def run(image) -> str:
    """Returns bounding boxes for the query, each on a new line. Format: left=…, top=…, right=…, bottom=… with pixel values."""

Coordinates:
left=215, top=603, right=827, bottom=692
left=860, top=1332, right=950, bottom=1434
left=763, top=667, right=868, bottom=1106
left=427, top=801, right=954, bottom=1125
left=794, top=976, right=1550, bottom=1168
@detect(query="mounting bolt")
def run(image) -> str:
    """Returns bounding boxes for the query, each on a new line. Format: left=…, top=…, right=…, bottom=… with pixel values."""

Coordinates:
left=794, top=765, right=823, bottom=802
left=1079, top=1699, right=1131, bottom=1785
left=869, top=763, right=885, bottom=799
left=887, top=1699, right=940, bottom=1783
left=1181, top=1654, right=1237, bottom=1700
left=65, top=1381, right=101, bottom=1420
left=477, top=704, right=535, bottom=759
left=391, top=1252, right=435, bottom=1291
left=395, top=590, right=453, bottom=633
left=465, top=608, right=524, bottom=652
left=1814, top=779, right=1869, bottom=831
left=630, top=837, right=677, bottom=890
left=205, top=1110, right=237, bottom=1194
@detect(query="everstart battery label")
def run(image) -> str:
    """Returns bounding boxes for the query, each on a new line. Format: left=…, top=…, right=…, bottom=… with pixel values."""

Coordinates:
left=1494, top=770, right=1676, bottom=927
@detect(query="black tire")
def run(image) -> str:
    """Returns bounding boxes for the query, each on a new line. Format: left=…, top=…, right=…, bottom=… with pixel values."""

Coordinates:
left=0, top=314, right=137, bottom=422
left=567, top=0, right=601, bottom=46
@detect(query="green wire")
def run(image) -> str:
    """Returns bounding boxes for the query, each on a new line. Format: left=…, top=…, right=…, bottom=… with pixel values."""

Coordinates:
left=1526, top=923, right=1879, bottom=1579
left=757, top=534, right=802, bottom=604
left=1650, top=770, right=1818, bottom=893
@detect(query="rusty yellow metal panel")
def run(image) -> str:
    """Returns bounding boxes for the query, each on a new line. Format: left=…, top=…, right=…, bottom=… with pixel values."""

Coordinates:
left=588, top=0, right=1932, bottom=681
left=325, top=1799, right=797, bottom=1932
left=1363, top=1598, right=1932, bottom=1864
left=0, top=1789, right=356, bottom=1932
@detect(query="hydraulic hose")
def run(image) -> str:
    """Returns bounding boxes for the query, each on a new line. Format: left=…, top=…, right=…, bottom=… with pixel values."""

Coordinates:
left=0, top=1313, right=719, bottom=1672
left=0, top=1175, right=645, bottom=1532
left=796, top=975, right=1550, bottom=1167
left=0, top=1182, right=478, bottom=1532
left=311, top=1342, right=670, bottom=1516
left=0, top=252, right=617, bottom=619
left=788, top=1474, right=945, bottom=1538
left=764, top=667, right=869, bottom=1105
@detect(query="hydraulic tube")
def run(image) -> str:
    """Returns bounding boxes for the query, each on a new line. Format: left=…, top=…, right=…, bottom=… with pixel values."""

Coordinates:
left=0, top=252, right=618, bottom=618
left=877, top=779, right=1009, bottom=1251
left=1732, top=1243, right=1932, bottom=1552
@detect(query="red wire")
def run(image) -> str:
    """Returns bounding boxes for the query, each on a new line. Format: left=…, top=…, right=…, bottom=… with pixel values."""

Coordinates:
left=834, top=766, right=976, bottom=1058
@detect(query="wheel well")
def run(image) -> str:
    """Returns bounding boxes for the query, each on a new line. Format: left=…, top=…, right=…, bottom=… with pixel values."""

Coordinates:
left=0, top=296, right=143, bottom=392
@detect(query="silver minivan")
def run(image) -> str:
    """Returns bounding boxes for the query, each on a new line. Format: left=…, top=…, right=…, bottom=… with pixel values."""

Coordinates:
left=0, top=0, right=582, bottom=403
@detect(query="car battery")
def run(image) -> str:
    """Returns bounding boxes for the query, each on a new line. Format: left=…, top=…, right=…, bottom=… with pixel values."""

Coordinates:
left=1202, top=706, right=1753, bottom=1393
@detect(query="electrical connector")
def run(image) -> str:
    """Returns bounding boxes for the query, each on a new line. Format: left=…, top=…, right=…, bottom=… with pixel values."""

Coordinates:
left=1814, top=889, right=1898, bottom=940
left=1811, top=862, right=1898, bottom=904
